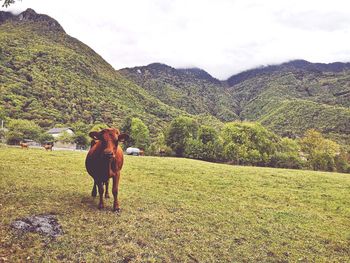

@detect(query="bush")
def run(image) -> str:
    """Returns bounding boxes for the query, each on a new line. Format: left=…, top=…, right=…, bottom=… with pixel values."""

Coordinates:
left=270, top=152, right=304, bottom=169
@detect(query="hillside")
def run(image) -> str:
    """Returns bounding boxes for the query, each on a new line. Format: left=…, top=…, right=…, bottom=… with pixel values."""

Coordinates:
left=0, top=9, right=184, bottom=132
left=227, top=60, right=350, bottom=143
left=119, top=63, right=238, bottom=121
left=119, top=60, right=350, bottom=144
left=0, top=9, right=349, bottom=144
left=1, top=147, right=349, bottom=262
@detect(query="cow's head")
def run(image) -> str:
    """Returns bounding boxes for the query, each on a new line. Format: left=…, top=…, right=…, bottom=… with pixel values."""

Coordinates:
left=89, top=128, right=129, bottom=159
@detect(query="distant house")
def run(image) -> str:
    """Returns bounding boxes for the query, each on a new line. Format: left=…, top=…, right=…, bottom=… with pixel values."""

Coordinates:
left=47, top=127, right=74, bottom=138
left=47, top=127, right=76, bottom=149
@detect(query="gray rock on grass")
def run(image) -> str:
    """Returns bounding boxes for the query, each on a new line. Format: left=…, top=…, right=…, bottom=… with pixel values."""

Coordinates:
left=11, top=214, right=63, bottom=238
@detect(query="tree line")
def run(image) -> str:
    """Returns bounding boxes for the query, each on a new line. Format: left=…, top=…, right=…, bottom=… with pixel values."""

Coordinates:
left=1, top=116, right=349, bottom=173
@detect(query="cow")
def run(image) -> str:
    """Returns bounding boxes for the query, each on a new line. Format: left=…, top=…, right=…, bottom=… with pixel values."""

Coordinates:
left=20, top=142, right=29, bottom=149
left=43, top=144, right=53, bottom=151
left=85, top=128, right=129, bottom=212
left=159, top=148, right=166, bottom=157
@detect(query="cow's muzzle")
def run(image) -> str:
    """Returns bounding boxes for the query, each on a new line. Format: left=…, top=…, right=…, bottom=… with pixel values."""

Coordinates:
left=104, top=151, right=114, bottom=159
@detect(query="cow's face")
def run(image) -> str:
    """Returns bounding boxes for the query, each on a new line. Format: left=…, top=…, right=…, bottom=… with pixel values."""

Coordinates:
left=89, top=128, right=129, bottom=159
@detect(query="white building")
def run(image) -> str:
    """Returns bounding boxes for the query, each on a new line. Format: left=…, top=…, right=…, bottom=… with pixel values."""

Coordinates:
left=47, top=127, right=74, bottom=138
left=47, top=127, right=76, bottom=149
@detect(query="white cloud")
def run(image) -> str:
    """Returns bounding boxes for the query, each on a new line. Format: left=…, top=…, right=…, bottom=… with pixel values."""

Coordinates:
left=2, top=0, right=350, bottom=79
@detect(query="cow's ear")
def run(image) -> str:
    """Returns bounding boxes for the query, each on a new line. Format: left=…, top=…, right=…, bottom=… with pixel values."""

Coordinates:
left=89, top=131, right=102, bottom=140
left=118, top=133, right=129, bottom=143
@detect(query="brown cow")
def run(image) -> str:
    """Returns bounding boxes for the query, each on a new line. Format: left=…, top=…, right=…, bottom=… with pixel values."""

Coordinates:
left=20, top=142, right=29, bottom=149
left=85, top=128, right=129, bottom=212
left=43, top=144, right=53, bottom=151
left=159, top=148, right=166, bottom=157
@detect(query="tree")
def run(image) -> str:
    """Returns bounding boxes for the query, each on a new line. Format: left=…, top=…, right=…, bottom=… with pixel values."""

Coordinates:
left=221, top=122, right=278, bottom=166
left=130, top=118, right=150, bottom=150
left=299, top=129, right=341, bottom=171
left=198, top=125, right=218, bottom=144
left=71, top=121, right=90, bottom=134
left=38, top=133, right=54, bottom=145
left=57, top=131, right=74, bottom=144
left=6, top=119, right=41, bottom=144
left=1, top=0, right=16, bottom=7
left=166, top=116, right=198, bottom=157
left=74, top=131, right=89, bottom=149
left=185, top=138, right=223, bottom=162
left=121, top=116, right=135, bottom=148
left=184, top=125, right=223, bottom=162
left=89, top=123, right=109, bottom=133
left=269, top=138, right=304, bottom=169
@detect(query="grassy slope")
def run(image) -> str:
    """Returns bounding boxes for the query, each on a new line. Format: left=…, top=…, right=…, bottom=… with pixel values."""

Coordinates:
left=0, top=21, right=184, bottom=132
left=1, top=147, right=349, bottom=262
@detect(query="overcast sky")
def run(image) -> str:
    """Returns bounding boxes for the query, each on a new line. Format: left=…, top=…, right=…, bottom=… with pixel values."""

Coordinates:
left=2, top=0, right=350, bottom=79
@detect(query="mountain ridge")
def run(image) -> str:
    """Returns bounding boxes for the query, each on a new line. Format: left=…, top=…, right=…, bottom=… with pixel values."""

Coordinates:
left=0, top=8, right=65, bottom=32
left=1, top=8, right=349, bottom=145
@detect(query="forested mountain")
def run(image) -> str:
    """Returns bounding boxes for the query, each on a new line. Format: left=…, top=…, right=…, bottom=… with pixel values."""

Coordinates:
left=0, top=9, right=184, bottom=133
left=0, top=9, right=349, bottom=145
left=120, top=60, right=350, bottom=144
left=119, top=64, right=238, bottom=121
left=227, top=60, right=350, bottom=144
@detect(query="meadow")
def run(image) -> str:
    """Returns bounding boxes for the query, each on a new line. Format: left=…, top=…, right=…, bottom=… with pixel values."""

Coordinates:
left=0, top=147, right=349, bottom=262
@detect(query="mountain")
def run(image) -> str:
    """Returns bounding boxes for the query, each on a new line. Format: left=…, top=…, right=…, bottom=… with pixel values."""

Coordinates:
left=0, top=9, right=185, bottom=133
left=226, top=60, right=350, bottom=144
left=119, top=63, right=238, bottom=121
left=120, top=60, right=350, bottom=144
left=0, top=9, right=349, bottom=145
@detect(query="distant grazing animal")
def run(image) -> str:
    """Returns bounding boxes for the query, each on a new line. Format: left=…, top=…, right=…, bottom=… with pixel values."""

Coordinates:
left=20, top=142, right=29, bottom=149
left=85, top=128, right=129, bottom=212
left=43, top=144, right=53, bottom=151
left=159, top=148, right=166, bottom=157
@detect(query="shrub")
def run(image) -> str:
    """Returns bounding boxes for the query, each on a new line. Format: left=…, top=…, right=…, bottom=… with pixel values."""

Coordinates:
left=270, top=152, right=304, bottom=169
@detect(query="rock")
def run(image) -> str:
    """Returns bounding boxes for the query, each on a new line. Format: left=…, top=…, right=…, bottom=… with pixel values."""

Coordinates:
left=11, top=214, right=63, bottom=238
left=0, top=8, right=65, bottom=32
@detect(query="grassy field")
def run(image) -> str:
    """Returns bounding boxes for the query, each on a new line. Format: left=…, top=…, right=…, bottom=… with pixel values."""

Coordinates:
left=0, top=147, right=349, bottom=262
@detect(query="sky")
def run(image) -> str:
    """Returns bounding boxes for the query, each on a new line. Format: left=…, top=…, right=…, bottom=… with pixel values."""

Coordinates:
left=2, top=0, right=350, bottom=79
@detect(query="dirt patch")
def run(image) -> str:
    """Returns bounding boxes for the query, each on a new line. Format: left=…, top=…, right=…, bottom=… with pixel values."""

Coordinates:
left=11, top=214, right=63, bottom=238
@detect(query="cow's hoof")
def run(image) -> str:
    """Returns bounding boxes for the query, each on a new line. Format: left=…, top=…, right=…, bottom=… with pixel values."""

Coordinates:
left=98, top=204, right=104, bottom=210
left=113, top=208, right=121, bottom=213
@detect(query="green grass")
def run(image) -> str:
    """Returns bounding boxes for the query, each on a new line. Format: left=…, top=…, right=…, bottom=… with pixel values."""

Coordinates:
left=0, top=147, right=349, bottom=262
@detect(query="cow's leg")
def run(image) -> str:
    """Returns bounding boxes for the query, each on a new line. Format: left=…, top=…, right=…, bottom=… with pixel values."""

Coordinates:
left=112, top=171, right=121, bottom=212
left=97, top=182, right=105, bottom=209
left=105, top=179, right=110, bottom=199
left=91, top=182, right=97, bottom=197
